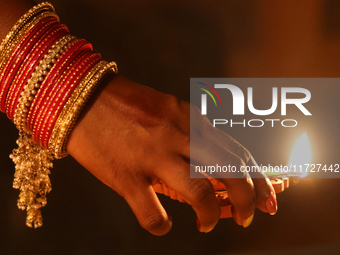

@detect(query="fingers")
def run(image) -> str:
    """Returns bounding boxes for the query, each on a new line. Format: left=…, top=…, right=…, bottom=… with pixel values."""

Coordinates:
left=246, top=155, right=278, bottom=215
left=123, top=182, right=172, bottom=236
left=156, top=160, right=221, bottom=233
left=220, top=176, right=256, bottom=225
left=191, top=137, right=257, bottom=226
left=199, top=123, right=279, bottom=216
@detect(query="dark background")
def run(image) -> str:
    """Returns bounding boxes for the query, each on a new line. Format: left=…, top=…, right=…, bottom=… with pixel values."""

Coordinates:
left=1, top=0, right=340, bottom=254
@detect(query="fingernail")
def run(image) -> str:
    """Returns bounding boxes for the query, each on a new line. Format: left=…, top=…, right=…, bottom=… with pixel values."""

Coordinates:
left=242, top=214, right=254, bottom=228
left=231, top=205, right=242, bottom=226
left=265, top=192, right=278, bottom=215
left=196, top=218, right=202, bottom=232
left=204, top=226, right=214, bottom=233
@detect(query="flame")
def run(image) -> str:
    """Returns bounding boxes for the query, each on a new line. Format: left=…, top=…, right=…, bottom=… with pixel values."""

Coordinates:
left=287, top=133, right=312, bottom=178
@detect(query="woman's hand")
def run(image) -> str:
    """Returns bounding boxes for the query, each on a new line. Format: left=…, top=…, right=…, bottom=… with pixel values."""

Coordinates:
left=66, top=74, right=277, bottom=235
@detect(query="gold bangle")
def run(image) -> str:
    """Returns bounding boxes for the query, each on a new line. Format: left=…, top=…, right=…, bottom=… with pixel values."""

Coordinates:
left=48, top=60, right=106, bottom=156
left=14, top=35, right=74, bottom=132
left=0, top=11, right=59, bottom=105
left=6, top=2, right=119, bottom=229
left=0, top=2, right=55, bottom=65
left=50, top=61, right=117, bottom=158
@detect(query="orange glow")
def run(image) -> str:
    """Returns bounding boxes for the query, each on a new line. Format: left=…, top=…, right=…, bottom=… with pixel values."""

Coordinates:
left=288, top=133, right=312, bottom=178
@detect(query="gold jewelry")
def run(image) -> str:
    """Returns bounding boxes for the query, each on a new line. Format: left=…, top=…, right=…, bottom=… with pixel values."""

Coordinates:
left=0, top=11, right=59, bottom=105
left=0, top=2, right=54, bottom=58
left=1, top=2, right=118, bottom=229
left=49, top=61, right=117, bottom=158
left=14, top=35, right=74, bottom=132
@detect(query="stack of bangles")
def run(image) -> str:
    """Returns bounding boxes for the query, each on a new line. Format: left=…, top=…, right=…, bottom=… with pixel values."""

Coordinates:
left=0, top=2, right=118, bottom=228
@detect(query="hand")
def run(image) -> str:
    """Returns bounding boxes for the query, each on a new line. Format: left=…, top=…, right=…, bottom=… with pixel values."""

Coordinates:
left=66, top=74, right=277, bottom=235
left=154, top=176, right=293, bottom=219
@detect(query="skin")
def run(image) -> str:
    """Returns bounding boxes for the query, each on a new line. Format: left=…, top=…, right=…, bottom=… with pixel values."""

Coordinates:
left=0, top=0, right=277, bottom=236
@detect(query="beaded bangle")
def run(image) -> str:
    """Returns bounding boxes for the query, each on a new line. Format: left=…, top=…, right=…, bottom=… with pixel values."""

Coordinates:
left=0, top=11, right=59, bottom=109
left=27, top=36, right=76, bottom=131
left=7, top=25, right=69, bottom=120
left=41, top=53, right=102, bottom=148
left=0, top=16, right=57, bottom=87
left=30, top=39, right=87, bottom=141
left=36, top=48, right=92, bottom=145
left=1, top=17, right=59, bottom=113
left=0, top=2, right=54, bottom=62
left=14, top=35, right=74, bottom=133
left=4, top=20, right=62, bottom=118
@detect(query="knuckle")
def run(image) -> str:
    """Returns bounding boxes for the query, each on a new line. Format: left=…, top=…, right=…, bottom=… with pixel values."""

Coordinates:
left=227, top=156, right=246, bottom=178
left=179, top=131, right=190, bottom=147
left=224, top=136, right=253, bottom=164
left=111, top=169, right=143, bottom=198
left=233, top=155, right=245, bottom=167
left=186, top=180, right=213, bottom=204
left=190, top=104, right=201, bottom=116
left=234, top=145, right=252, bottom=164
left=140, top=213, right=167, bottom=232
left=166, top=94, right=181, bottom=107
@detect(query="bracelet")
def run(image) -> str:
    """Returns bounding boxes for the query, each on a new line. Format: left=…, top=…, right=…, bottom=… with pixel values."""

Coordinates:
left=0, top=2, right=118, bottom=228
left=14, top=35, right=74, bottom=132
left=48, top=60, right=107, bottom=155
left=2, top=17, right=59, bottom=114
left=27, top=36, right=77, bottom=131
left=7, top=24, right=69, bottom=120
left=0, top=2, right=54, bottom=62
left=50, top=61, right=117, bottom=158
left=35, top=43, right=92, bottom=144
left=41, top=53, right=102, bottom=148
left=0, top=11, right=59, bottom=110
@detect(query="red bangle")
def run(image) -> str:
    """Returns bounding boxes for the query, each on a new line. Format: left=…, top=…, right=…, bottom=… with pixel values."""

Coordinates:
left=9, top=27, right=69, bottom=123
left=30, top=39, right=89, bottom=142
left=7, top=24, right=69, bottom=120
left=15, top=35, right=75, bottom=133
left=36, top=46, right=93, bottom=145
left=38, top=49, right=93, bottom=144
left=0, top=12, right=57, bottom=109
left=3, top=2, right=119, bottom=229
left=0, top=17, right=58, bottom=113
left=41, top=53, right=102, bottom=147
left=26, top=37, right=79, bottom=131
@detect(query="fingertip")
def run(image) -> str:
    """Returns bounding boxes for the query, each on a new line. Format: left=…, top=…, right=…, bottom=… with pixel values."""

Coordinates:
left=124, top=184, right=173, bottom=236
left=141, top=212, right=173, bottom=236
left=265, top=191, right=278, bottom=215
left=196, top=217, right=217, bottom=233
left=242, top=213, right=254, bottom=228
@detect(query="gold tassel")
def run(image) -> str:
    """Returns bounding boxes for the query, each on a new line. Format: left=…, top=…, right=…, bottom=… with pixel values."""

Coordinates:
left=10, top=131, right=54, bottom=228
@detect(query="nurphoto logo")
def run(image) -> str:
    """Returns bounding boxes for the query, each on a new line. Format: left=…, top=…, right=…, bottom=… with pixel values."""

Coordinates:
left=196, top=82, right=312, bottom=128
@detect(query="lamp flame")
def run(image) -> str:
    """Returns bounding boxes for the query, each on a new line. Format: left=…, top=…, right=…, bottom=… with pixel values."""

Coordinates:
left=287, top=132, right=312, bottom=178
